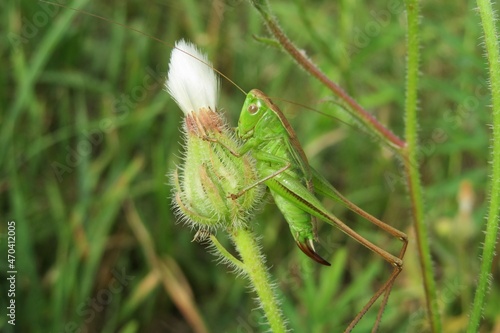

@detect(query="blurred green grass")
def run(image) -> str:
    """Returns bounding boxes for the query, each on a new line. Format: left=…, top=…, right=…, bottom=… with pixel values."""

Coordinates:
left=1, top=0, right=498, bottom=332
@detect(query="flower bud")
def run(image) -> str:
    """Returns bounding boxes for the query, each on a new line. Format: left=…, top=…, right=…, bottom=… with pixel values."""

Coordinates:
left=167, top=40, right=263, bottom=232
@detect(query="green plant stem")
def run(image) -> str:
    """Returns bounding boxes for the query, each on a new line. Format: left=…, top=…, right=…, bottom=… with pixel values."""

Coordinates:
left=248, top=0, right=405, bottom=150
left=403, top=1, right=441, bottom=332
left=467, top=0, right=500, bottom=331
left=230, top=227, right=287, bottom=333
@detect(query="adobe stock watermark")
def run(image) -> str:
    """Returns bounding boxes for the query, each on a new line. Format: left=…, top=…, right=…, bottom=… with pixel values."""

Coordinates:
left=272, top=232, right=343, bottom=296
left=8, top=0, right=66, bottom=48
left=232, top=254, right=321, bottom=332
left=59, top=266, right=135, bottom=333
left=213, top=0, right=246, bottom=19
left=384, top=74, right=491, bottom=192
left=51, top=65, right=166, bottom=182
left=406, top=277, right=465, bottom=332
left=234, top=309, right=268, bottom=333
left=348, top=0, right=405, bottom=55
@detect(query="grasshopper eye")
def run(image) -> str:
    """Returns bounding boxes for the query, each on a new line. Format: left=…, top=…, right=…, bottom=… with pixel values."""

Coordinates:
left=248, top=104, right=258, bottom=114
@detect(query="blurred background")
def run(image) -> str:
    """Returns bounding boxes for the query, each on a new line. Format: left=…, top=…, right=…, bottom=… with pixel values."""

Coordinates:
left=1, top=0, right=498, bottom=332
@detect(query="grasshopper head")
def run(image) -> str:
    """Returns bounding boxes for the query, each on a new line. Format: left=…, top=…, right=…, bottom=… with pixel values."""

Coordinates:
left=237, top=89, right=269, bottom=139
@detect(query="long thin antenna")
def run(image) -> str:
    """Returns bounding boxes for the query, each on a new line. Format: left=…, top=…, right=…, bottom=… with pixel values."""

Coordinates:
left=270, top=96, right=370, bottom=134
left=40, top=0, right=373, bottom=136
left=38, top=0, right=248, bottom=96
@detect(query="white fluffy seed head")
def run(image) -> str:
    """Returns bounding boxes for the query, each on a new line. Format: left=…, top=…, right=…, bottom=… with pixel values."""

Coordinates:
left=166, top=40, right=219, bottom=114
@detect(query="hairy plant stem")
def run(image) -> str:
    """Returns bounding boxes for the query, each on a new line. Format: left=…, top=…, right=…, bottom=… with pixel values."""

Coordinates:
left=224, top=228, right=287, bottom=333
left=403, top=1, right=441, bottom=332
left=467, top=0, right=500, bottom=331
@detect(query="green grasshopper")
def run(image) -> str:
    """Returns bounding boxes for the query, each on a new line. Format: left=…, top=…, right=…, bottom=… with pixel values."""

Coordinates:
left=207, top=89, right=408, bottom=331
left=45, top=2, right=407, bottom=329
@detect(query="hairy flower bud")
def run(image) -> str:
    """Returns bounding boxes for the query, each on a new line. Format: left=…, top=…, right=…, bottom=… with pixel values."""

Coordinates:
left=167, top=40, right=263, bottom=232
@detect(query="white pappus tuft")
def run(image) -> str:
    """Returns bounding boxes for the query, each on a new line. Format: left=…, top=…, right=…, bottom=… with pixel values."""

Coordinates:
left=166, top=39, right=219, bottom=114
